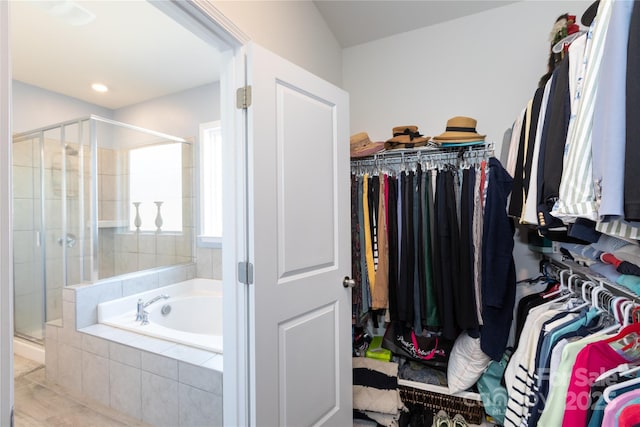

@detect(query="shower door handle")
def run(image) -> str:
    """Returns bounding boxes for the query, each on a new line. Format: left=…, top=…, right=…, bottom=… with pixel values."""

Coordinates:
left=57, top=233, right=77, bottom=248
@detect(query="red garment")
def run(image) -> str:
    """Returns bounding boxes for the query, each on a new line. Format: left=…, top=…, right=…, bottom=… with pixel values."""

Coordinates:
left=479, top=160, right=487, bottom=209
left=619, top=403, right=640, bottom=427
left=618, top=404, right=640, bottom=427
left=601, top=252, right=623, bottom=267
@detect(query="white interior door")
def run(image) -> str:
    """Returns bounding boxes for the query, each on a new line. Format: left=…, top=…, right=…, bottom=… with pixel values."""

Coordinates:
left=246, top=42, right=351, bottom=426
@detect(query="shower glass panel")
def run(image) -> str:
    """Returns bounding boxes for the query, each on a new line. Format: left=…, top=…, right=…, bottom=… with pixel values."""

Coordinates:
left=13, top=115, right=194, bottom=343
left=13, top=133, right=45, bottom=341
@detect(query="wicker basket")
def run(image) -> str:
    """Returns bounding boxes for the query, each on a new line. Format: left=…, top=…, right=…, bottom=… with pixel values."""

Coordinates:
left=399, top=384, right=485, bottom=425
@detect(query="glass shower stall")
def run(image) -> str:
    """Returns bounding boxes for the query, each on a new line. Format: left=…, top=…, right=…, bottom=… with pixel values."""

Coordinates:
left=12, top=115, right=194, bottom=343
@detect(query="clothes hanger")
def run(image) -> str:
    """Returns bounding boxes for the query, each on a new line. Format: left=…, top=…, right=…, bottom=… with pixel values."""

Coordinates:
left=551, top=30, right=588, bottom=54
left=623, top=301, right=639, bottom=328
left=603, top=303, right=640, bottom=357
left=603, top=375, right=640, bottom=403
left=542, top=268, right=571, bottom=299
left=565, top=274, right=589, bottom=310
left=590, top=284, right=608, bottom=311
left=596, top=362, right=634, bottom=383
left=570, top=280, right=597, bottom=312
left=590, top=295, right=629, bottom=337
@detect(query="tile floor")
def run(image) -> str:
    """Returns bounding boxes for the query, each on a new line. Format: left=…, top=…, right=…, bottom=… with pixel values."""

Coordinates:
left=15, top=354, right=493, bottom=427
left=14, top=354, right=149, bottom=426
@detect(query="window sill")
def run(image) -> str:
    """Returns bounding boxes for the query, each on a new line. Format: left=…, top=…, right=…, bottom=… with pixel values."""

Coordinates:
left=198, top=235, right=222, bottom=249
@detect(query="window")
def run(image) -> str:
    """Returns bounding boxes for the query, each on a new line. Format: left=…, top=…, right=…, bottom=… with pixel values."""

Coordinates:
left=199, top=121, right=222, bottom=246
left=129, top=143, right=182, bottom=232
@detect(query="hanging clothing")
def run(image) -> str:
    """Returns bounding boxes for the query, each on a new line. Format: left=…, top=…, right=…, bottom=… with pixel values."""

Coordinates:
left=523, top=76, right=553, bottom=225
left=372, top=175, right=389, bottom=310
left=553, top=0, right=613, bottom=222
left=398, top=171, right=415, bottom=324
left=480, top=157, right=516, bottom=361
left=350, top=149, right=508, bottom=362
left=591, top=0, right=633, bottom=221
left=351, top=175, right=364, bottom=324
left=433, top=169, right=460, bottom=340
left=536, top=54, right=571, bottom=232
left=387, top=175, right=399, bottom=321
left=624, top=0, right=640, bottom=221
left=458, top=167, right=479, bottom=334
left=421, top=168, right=439, bottom=329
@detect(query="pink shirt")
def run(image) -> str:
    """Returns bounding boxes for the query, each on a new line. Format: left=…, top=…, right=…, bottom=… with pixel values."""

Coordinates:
left=561, top=340, right=629, bottom=427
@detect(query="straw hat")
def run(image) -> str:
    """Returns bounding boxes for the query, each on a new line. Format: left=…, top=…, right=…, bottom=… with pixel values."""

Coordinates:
left=350, top=132, right=385, bottom=158
left=384, top=126, right=430, bottom=150
left=432, top=116, right=485, bottom=143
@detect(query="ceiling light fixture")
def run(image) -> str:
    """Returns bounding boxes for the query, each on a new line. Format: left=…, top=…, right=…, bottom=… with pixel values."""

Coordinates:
left=33, top=1, right=96, bottom=26
left=91, top=83, right=109, bottom=93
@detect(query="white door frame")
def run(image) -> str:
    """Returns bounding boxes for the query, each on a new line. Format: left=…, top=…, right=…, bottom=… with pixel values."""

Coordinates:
left=0, top=1, right=252, bottom=425
left=0, top=1, right=14, bottom=424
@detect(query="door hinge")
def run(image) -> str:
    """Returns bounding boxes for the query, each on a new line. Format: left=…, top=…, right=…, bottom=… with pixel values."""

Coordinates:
left=236, top=85, right=252, bottom=109
left=238, top=261, right=254, bottom=285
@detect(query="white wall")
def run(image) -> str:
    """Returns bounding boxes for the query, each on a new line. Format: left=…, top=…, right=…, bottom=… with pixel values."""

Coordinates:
left=213, top=0, right=343, bottom=87
left=344, top=0, right=591, bottom=153
left=12, top=81, right=113, bottom=134
left=113, top=82, right=220, bottom=140
left=13, top=80, right=219, bottom=142
left=343, top=0, right=592, bottom=280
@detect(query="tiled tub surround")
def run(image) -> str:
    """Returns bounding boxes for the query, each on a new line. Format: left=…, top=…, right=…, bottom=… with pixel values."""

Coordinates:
left=45, top=264, right=223, bottom=426
left=98, top=278, right=223, bottom=353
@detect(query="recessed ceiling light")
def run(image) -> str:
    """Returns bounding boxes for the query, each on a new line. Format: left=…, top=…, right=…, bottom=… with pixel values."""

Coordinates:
left=91, top=83, right=108, bottom=93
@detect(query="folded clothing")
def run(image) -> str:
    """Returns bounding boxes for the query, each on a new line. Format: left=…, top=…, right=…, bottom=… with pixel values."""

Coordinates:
left=618, top=261, right=640, bottom=276
left=592, top=234, right=633, bottom=253
left=614, top=243, right=640, bottom=266
left=601, top=253, right=623, bottom=268
left=353, top=357, right=406, bottom=416
left=589, top=262, right=622, bottom=283
left=616, top=275, right=640, bottom=296
left=398, top=360, right=447, bottom=386
left=560, top=242, right=603, bottom=261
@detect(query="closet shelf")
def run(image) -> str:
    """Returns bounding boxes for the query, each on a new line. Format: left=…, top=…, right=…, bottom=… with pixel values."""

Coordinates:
left=398, top=379, right=482, bottom=402
left=545, top=253, right=640, bottom=303
left=350, top=142, right=494, bottom=168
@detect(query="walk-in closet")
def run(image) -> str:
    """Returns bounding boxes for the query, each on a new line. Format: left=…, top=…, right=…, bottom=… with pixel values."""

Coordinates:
left=350, top=1, right=640, bottom=426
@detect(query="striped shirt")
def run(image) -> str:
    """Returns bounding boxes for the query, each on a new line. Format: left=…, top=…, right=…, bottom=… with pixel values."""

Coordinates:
left=552, top=0, right=613, bottom=222
left=504, top=304, right=563, bottom=427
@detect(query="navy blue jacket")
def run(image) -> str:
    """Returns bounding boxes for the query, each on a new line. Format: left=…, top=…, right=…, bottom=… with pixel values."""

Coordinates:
left=480, top=158, right=516, bottom=361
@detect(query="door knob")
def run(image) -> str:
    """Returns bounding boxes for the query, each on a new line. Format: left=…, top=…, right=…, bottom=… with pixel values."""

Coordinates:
left=343, top=276, right=355, bottom=288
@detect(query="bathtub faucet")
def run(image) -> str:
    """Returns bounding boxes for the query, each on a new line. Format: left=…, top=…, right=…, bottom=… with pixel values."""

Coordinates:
left=136, top=294, right=170, bottom=324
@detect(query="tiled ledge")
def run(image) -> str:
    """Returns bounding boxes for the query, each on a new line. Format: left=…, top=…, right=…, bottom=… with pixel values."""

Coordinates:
left=79, top=323, right=223, bottom=372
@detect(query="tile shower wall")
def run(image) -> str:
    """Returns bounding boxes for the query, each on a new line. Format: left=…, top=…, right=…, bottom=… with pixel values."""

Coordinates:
left=196, top=247, right=223, bottom=280
left=45, top=264, right=223, bottom=426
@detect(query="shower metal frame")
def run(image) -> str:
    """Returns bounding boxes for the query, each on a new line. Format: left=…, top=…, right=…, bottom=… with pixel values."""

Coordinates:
left=13, top=115, right=187, bottom=341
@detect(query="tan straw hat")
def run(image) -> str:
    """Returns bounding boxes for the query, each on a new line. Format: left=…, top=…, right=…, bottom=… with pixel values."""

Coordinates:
left=432, top=116, right=485, bottom=143
left=350, top=132, right=385, bottom=158
left=385, top=126, right=430, bottom=150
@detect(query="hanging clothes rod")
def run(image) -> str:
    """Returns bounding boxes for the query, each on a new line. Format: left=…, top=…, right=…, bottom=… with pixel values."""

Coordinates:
left=544, top=253, right=640, bottom=305
left=540, top=256, right=640, bottom=325
left=350, top=142, right=494, bottom=168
